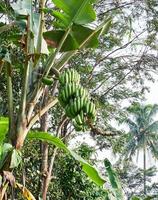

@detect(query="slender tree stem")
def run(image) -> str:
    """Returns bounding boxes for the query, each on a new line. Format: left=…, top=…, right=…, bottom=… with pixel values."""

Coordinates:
left=143, top=143, right=146, bottom=195
left=40, top=87, right=49, bottom=200
left=41, top=115, right=67, bottom=199
left=6, top=63, right=14, bottom=139
left=37, top=0, right=46, bottom=53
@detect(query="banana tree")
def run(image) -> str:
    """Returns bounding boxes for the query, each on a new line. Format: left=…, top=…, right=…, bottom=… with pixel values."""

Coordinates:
left=0, top=0, right=112, bottom=198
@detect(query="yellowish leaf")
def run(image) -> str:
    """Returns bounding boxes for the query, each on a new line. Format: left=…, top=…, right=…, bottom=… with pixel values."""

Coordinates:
left=16, top=183, right=36, bottom=200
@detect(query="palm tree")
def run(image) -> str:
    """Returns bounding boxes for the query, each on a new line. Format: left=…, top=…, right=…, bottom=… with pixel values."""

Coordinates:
left=122, top=103, right=158, bottom=195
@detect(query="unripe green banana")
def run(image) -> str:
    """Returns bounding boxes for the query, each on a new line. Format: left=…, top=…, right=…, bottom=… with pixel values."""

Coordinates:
left=75, top=114, right=83, bottom=125
left=73, top=119, right=83, bottom=131
left=69, top=101, right=76, bottom=118
left=71, top=69, right=75, bottom=81
left=80, top=97, right=84, bottom=109
left=61, top=89, right=67, bottom=102
left=89, top=102, right=93, bottom=115
left=85, top=100, right=90, bottom=114
left=73, top=99, right=78, bottom=114
left=77, top=98, right=81, bottom=112
left=72, top=82, right=76, bottom=94
left=83, top=98, right=88, bottom=111
left=65, top=72, right=69, bottom=83
left=91, top=103, right=96, bottom=117
left=80, top=110, right=84, bottom=123
left=64, top=84, right=69, bottom=99
left=68, top=84, right=72, bottom=98
left=79, top=87, right=84, bottom=97
left=67, top=70, right=72, bottom=83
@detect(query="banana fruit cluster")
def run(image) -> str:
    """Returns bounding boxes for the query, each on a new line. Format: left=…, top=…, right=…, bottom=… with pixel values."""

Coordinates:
left=58, top=69, right=96, bottom=131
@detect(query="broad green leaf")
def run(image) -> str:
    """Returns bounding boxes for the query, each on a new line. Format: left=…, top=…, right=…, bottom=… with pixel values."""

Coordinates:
left=11, top=0, right=48, bottom=55
left=104, top=159, right=124, bottom=200
left=11, top=0, right=34, bottom=54
left=44, top=24, right=99, bottom=52
left=28, top=132, right=68, bottom=152
left=10, top=149, right=22, bottom=169
left=0, top=117, right=9, bottom=143
left=52, top=0, right=96, bottom=25
left=28, top=131, right=105, bottom=186
left=11, top=0, right=32, bottom=16
left=33, top=14, right=49, bottom=54
left=52, top=18, right=112, bottom=70
left=0, top=143, right=13, bottom=169
left=70, top=150, right=105, bottom=186
left=52, top=10, right=70, bottom=28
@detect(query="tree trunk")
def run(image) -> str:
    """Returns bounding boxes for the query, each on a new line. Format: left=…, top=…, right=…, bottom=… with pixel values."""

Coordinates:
left=39, top=88, right=49, bottom=200
left=143, top=144, right=146, bottom=195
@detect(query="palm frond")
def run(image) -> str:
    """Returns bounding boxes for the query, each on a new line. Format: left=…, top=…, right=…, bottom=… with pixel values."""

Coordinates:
left=144, top=121, right=158, bottom=134
left=123, top=137, right=138, bottom=160
left=148, top=141, right=158, bottom=159
left=126, top=119, right=139, bottom=135
left=147, top=104, right=158, bottom=122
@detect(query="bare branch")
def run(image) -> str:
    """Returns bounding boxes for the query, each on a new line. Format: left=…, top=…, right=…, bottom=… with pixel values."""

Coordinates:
left=27, top=98, right=58, bottom=130
left=87, top=31, right=146, bottom=82
left=100, top=68, right=133, bottom=98
left=98, top=2, right=135, bottom=17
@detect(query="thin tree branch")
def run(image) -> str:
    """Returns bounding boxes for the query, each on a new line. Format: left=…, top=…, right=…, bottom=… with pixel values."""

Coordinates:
left=100, top=58, right=143, bottom=97
left=98, top=2, right=135, bottom=17
left=92, top=66, right=127, bottom=93
left=27, top=98, right=58, bottom=130
left=36, top=0, right=46, bottom=53
left=42, top=115, right=68, bottom=199
left=87, top=30, right=146, bottom=82
left=27, top=87, right=43, bottom=123
left=100, top=69, right=133, bottom=98
left=40, top=86, right=49, bottom=200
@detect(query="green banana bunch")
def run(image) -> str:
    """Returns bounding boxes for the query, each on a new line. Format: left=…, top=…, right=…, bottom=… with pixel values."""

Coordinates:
left=59, top=68, right=80, bottom=86
left=58, top=69, right=96, bottom=132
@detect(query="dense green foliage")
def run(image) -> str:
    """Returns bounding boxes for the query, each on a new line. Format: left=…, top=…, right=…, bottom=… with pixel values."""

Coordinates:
left=0, top=0, right=158, bottom=199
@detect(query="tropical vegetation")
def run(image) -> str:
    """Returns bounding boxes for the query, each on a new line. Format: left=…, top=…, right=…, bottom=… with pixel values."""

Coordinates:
left=0, top=0, right=158, bottom=199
